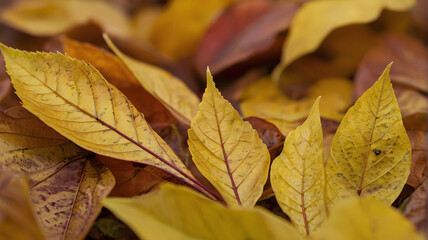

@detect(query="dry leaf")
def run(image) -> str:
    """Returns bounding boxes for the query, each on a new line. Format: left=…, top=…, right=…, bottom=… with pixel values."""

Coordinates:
left=273, top=0, right=415, bottom=81
left=325, top=64, right=412, bottom=206
left=104, top=35, right=200, bottom=126
left=353, top=34, right=427, bottom=99
left=195, top=1, right=298, bottom=75
left=239, top=77, right=352, bottom=135
left=149, top=0, right=235, bottom=60
left=104, top=183, right=305, bottom=240
left=0, top=107, right=114, bottom=240
left=0, top=43, right=217, bottom=200
left=1, top=0, right=131, bottom=38
left=271, top=97, right=326, bottom=235
left=63, top=37, right=176, bottom=127
left=404, top=182, right=427, bottom=235
left=0, top=171, right=45, bottom=240
left=188, top=70, right=270, bottom=207
left=313, top=197, right=424, bottom=240
left=98, top=156, right=181, bottom=197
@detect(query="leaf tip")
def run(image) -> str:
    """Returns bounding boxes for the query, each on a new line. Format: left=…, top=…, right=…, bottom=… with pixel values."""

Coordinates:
left=206, top=67, right=215, bottom=89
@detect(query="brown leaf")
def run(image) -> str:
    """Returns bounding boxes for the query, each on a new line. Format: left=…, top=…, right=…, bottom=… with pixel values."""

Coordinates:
left=0, top=107, right=115, bottom=240
left=244, top=116, right=285, bottom=157
left=62, top=37, right=177, bottom=127
left=353, top=34, right=427, bottom=100
left=404, top=182, right=427, bottom=235
left=0, top=171, right=45, bottom=240
left=98, top=156, right=180, bottom=197
left=195, top=1, right=298, bottom=75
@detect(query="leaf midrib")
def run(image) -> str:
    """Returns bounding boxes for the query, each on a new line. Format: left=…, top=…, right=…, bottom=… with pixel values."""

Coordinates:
left=357, top=77, right=386, bottom=195
left=210, top=87, right=241, bottom=205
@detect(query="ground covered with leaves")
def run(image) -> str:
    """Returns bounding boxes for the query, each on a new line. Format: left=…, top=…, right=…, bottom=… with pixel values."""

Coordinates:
left=0, top=0, right=426, bottom=239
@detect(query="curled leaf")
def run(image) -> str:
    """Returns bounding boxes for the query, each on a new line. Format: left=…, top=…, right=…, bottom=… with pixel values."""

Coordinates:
left=104, top=183, right=305, bottom=240
left=273, top=0, right=415, bottom=80
left=188, top=70, right=270, bottom=207
left=325, top=64, right=412, bottom=205
left=271, top=97, right=326, bottom=235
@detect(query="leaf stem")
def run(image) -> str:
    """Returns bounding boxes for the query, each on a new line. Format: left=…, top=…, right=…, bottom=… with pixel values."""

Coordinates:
left=97, top=118, right=225, bottom=203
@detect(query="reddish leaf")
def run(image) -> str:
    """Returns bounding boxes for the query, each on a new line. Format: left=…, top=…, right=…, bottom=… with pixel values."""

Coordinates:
left=195, top=1, right=298, bottom=75
left=353, top=34, right=427, bottom=100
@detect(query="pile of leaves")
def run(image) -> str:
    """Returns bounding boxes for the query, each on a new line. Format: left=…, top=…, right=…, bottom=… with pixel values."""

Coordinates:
left=0, top=0, right=426, bottom=239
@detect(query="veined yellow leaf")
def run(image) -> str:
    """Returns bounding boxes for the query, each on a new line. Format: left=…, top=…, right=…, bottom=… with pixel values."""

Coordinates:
left=313, top=198, right=424, bottom=240
left=270, top=97, right=326, bottom=235
left=325, top=63, right=411, bottom=205
left=0, top=0, right=131, bottom=37
left=104, top=183, right=305, bottom=240
left=272, top=0, right=415, bottom=81
left=0, top=107, right=115, bottom=240
left=0, top=43, right=216, bottom=200
left=0, top=171, right=45, bottom=240
left=149, top=0, right=235, bottom=60
left=104, top=35, right=200, bottom=126
left=188, top=70, right=270, bottom=207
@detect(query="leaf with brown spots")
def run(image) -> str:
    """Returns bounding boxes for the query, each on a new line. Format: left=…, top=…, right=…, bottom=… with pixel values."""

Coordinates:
left=0, top=171, right=45, bottom=240
left=325, top=63, right=412, bottom=206
left=0, top=107, right=115, bottom=240
left=0, top=43, right=220, bottom=201
left=188, top=70, right=270, bottom=207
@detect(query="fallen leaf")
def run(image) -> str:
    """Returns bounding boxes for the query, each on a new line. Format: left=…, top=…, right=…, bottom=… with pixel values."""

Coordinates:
left=406, top=130, right=427, bottom=188
left=404, top=182, right=427, bottom=235
left=104, top=183, right=305, bottom=240
left=325, top=64, right=412, bottom=206
left=313, top=197, right=424, bottom=240
left=63, top=37, right=177, bottom=127
left=98, top=156, right=181, bottom=197
left=195, top=1, right=298, bottom=75
left=239, top=76, right=352, bottom=135
left=104, top=35, right=200, bottom=126
left=273, top=0, right=415, bottom=81
left=149, top=0, right=235, bottom=60
left=244, top=116, right=285, bottom=156
left=353, top=34, right=427, bottom=99
left=188, top=70, right=270, bottom=207
left=271, top=97, right=326, bottom=235
left=0, top=107, right=115, bottom=240
left=0, top=43, right=217, bottom=200
left=1, top=0, right=131, bottom=38
left=130, top=5, right=162, bottom=43
left=396, top=89, right=427, bottom=118
left=0, top=171, right=45, bottom=240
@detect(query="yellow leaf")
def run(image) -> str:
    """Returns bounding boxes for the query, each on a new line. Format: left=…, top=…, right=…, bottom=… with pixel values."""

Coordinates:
left=104, top=35, right=200, bottom=126
left=239, top=77, right=352, bottom=135
left=0, top=107, right=115, bottom=240
left=104, top=183, right=305, bottom=240
left=270, top=97, right=326, bottom=235
left=149, top=0, right=235, bottom=60
left=0, top=43, right=215, bottom=200
left=0, top=171, right=45, bottom=240
left=188, top=70, right=270, bottom=207
left=272, top=0, right=415, bottom=81
left=325, top=63, right=411, bottom=205
left=313, top=197, right=424, bottom=240
left=0, top=0, right=130, bottom=37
